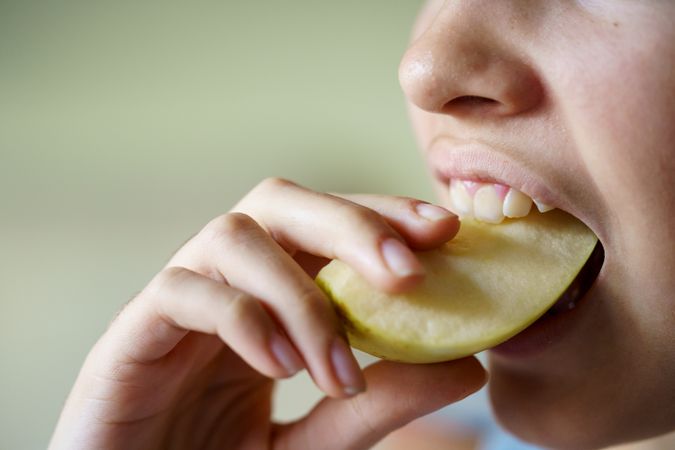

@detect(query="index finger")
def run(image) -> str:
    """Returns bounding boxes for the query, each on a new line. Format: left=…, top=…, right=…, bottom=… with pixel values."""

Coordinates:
left=232, top=178, right=440, bottom=293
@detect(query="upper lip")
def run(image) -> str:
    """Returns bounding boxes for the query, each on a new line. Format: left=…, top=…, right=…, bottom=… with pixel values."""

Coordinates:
left=427, top=134, right=557, bottom=203
left=425, top=134, right=604, bottom=241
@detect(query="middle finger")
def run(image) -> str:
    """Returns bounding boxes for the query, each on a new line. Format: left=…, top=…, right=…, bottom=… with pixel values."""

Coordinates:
left=171, top=212, right=365, bottom=398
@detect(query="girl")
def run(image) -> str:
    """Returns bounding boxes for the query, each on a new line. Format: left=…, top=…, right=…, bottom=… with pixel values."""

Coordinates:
left=50, top=1, right=675, bottom=448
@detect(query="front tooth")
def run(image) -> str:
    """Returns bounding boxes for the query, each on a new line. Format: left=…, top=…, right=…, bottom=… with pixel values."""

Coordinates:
left=474, top=185, right=505, bottom=224
left=533, top=199, right=555, bottom=213
left=503, top=188, right=533, bottom=218
left=449, top=179, right=474, bottom=219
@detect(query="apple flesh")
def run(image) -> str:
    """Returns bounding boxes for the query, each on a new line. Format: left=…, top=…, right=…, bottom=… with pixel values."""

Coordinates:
left=315, top=209, right=598, bottom=363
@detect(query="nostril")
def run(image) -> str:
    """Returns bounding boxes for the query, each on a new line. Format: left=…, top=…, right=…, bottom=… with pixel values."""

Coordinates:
left=442, top=95, right=500, bottom=114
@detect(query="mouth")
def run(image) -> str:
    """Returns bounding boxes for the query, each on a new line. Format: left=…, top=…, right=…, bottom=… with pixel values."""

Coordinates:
left=427, top=136, right=607, bottom=358
left=450, top=187, right=606, bottom=358
left=426, top=135, right=590, bottom=227
left=445, top=177, right=554, bottom=224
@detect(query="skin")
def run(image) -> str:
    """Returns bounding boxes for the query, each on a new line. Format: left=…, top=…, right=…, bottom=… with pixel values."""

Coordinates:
left=49, top=179, right=487, bottom=450
left=400, top=1, right=675, bottom=448
left=51, top=1, right=675, bottom=449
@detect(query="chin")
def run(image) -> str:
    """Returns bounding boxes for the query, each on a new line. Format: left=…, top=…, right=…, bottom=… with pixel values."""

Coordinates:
left=486, top=343, right=675, bottom=450
left=486, top=368, right=614, bottom=450
left=484, top=285, right=620, bottom=450
left=480, top=251, right=624, bottom=449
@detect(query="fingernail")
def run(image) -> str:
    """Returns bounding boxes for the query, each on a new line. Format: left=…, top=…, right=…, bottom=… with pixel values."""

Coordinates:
left=381, top=238, right=424, bottom=278
left=416, top=203, right=455, bottom=221
left=331, top=337, right=366, bottom=396
left=270, top=334, right=304, bottom=375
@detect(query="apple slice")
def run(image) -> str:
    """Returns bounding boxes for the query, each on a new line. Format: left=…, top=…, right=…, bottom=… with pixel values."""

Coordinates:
left=315, top=209, right=598, bottom=363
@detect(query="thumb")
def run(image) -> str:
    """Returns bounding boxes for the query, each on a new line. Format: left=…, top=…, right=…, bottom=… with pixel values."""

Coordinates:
left=272, top=356, right=487, bottom=450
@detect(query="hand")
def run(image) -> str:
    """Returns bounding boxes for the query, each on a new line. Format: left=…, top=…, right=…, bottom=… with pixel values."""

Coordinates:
left=49, top=178, right=487, bottom=450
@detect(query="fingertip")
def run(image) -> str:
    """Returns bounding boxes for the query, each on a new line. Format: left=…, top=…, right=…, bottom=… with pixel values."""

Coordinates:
left=373, top=356, right=488, bottom=402
left=337, top=236, right=425, bottom=293
left=380, top=237, right=425, bottom=279
left=415, top=202, right=457, bottom=222
left=361, top=237, right=426, bottom=295
left=294, top=332, right=366, bottom=399
left=270, top=333, right=305, bottom=376
left=415, top=356, right=488, bottom=405
left=445, top=213, right=461, bottom=239
left=377, top=271, right=426, bottom=295
left=330, top=337, right=367, bottom=396
left=410, top=203, right=461, bottom=249
left=343, top=385, right=366, bottom=397
left=453, top=356, right=489, bottom=394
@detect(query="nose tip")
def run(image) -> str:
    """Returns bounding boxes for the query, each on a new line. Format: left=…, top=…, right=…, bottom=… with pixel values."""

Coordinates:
left=399, top=29, right=544, bottom=118
left=398, top=48, right=449, bottom=113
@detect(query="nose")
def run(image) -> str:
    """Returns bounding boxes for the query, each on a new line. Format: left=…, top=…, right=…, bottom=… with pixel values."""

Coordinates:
left=399, top=6, right=543, bottom=119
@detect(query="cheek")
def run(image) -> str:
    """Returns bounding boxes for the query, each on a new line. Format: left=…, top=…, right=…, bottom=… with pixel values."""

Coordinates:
left=550, top=20, right=675, bottom=334
left=550, top=28, right=675, bottom=239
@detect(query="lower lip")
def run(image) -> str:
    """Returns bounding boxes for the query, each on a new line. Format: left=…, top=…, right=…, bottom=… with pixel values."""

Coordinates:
left=489, top=288, right=592, bottom=359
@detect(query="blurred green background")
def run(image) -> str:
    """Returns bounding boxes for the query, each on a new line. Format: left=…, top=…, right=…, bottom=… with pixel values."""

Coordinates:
left=0, top=1, right=433, bottom=448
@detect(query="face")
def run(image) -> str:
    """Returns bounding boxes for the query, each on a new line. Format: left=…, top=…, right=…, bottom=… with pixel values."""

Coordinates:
left=399, top=1, right=675, bottom=448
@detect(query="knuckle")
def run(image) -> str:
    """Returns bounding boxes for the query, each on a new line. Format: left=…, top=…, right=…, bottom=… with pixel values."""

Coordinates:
left=228, top=291, right=255, bottom=315
left=202, top=212, right=259, bottom=243
left=127, top=267, right=194, bottom=327
left=145, top=266, right=190, bottom=299
left=246, top=177, right=297, bottom=202
left=233, top=177, right=297, bottom=213
left=341, top=202, right=385, bottom=229
left=399, top=196, right=421, bottom=210
left=257, top=176, right=296, bottom=193
left=222, top=292, right=262, bottom=326
left=290, top=287, right=333, bottom=323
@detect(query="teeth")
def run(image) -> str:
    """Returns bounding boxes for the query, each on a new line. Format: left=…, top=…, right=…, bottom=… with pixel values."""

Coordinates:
left=448, top=179, right=556, bottom=223
left=449, top=180, right=474, bottom=219
left=533, top=199, right=555, bottom=213
left=474, top=185, right=505, bottom=224
left=503, top=188, right=533, bottom=218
